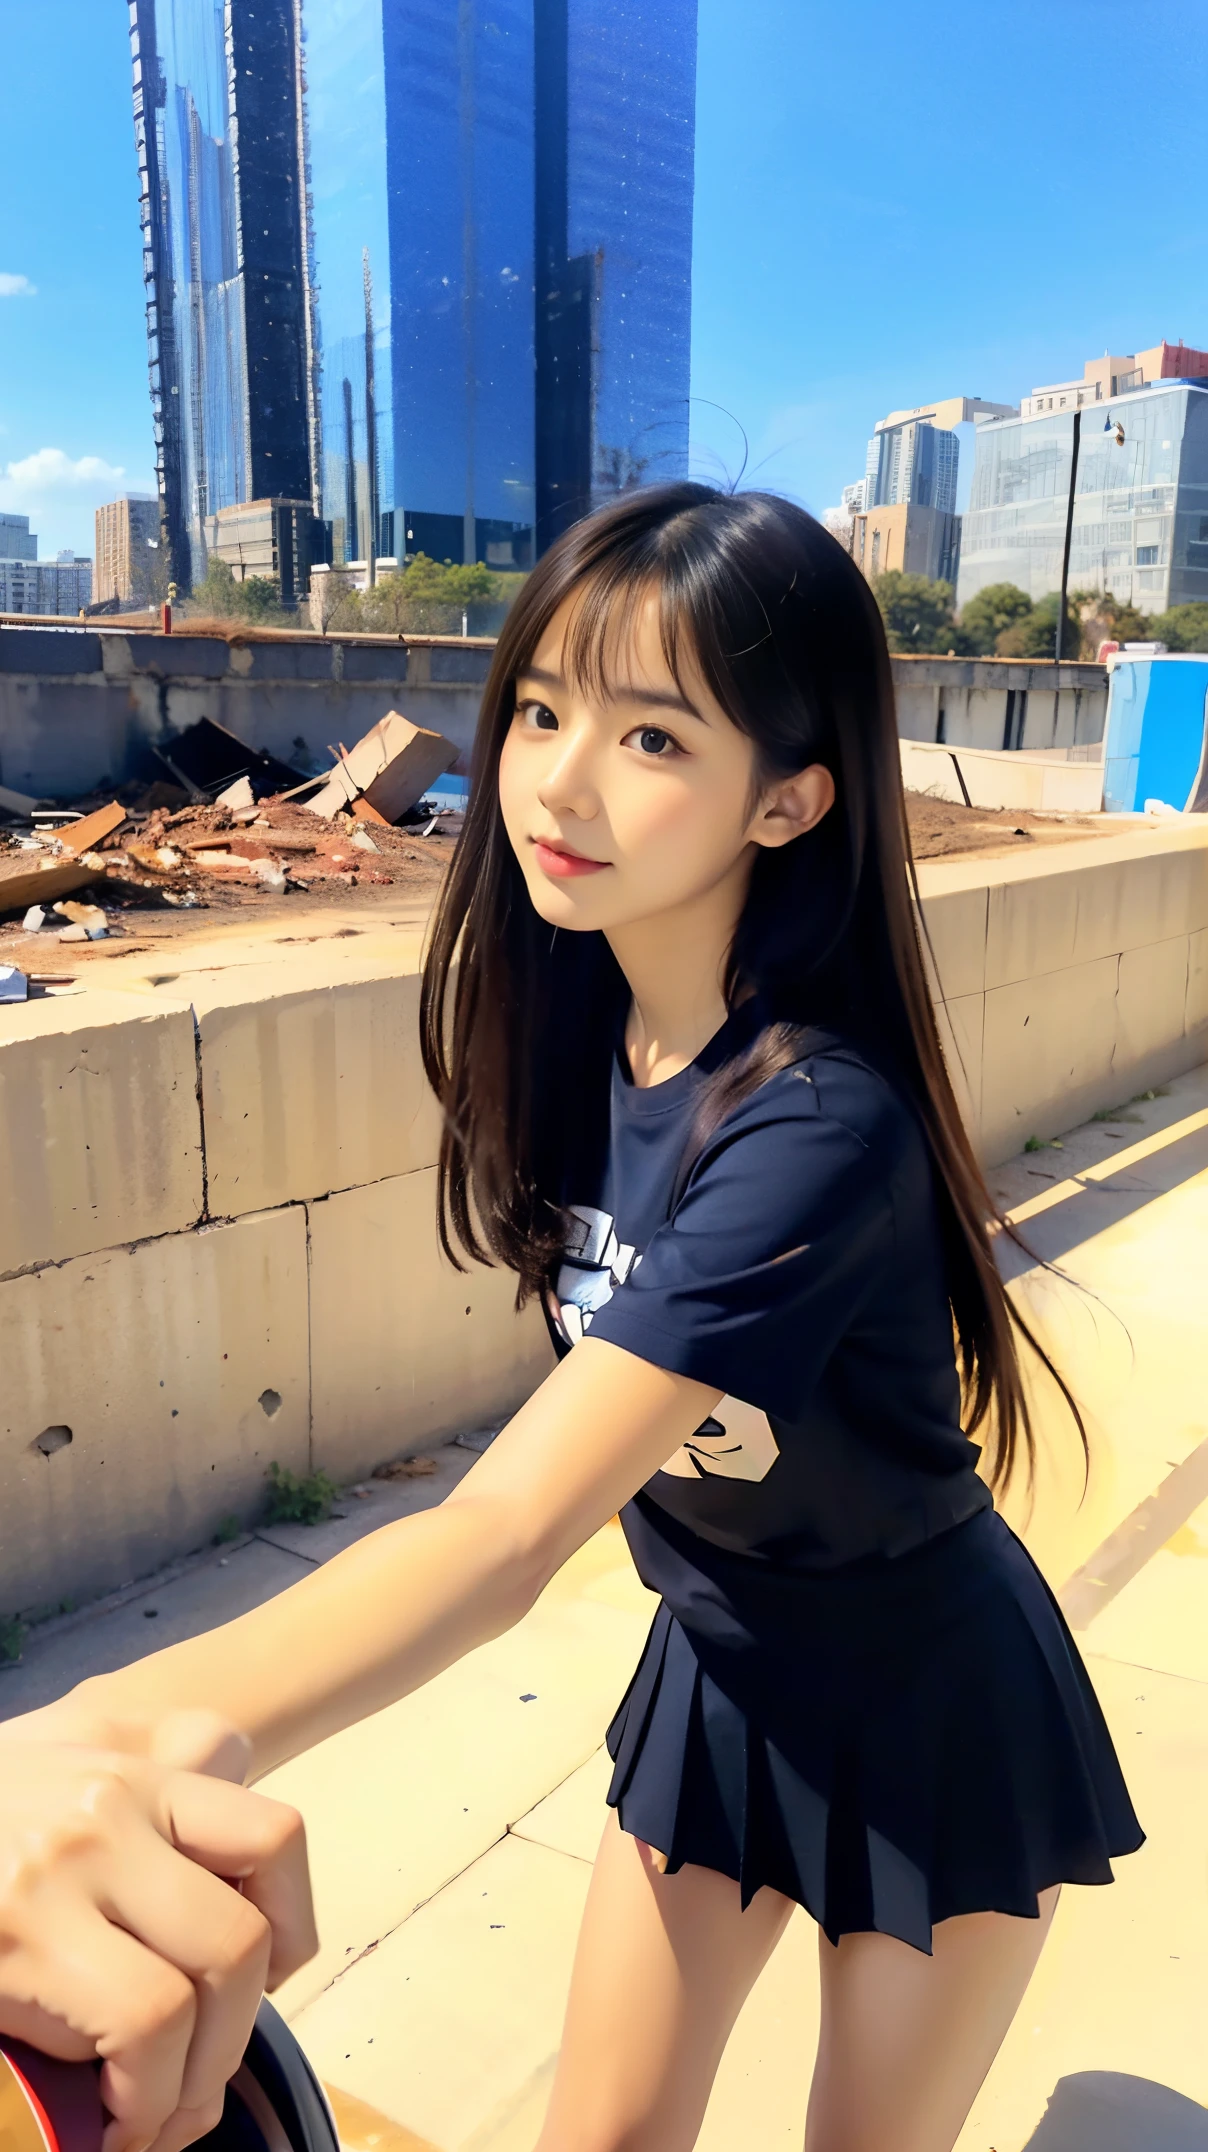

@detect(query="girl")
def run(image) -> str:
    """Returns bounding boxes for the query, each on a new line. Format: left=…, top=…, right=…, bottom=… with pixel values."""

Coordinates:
left=2, top=485, right=1141, bottom=2152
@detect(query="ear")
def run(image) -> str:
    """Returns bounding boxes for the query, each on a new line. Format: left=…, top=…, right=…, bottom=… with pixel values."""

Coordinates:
left=747, top=762, right=835, bottom=851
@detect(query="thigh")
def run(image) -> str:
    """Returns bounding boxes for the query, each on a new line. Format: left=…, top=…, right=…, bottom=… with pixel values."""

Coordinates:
left=805, top=1886, right=1060, bottom=2152
left=536, top=1809, right=794, bottom=2152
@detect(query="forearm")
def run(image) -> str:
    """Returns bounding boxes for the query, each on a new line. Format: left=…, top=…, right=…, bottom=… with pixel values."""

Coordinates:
left=72, top=1492, right=539, bottom=1780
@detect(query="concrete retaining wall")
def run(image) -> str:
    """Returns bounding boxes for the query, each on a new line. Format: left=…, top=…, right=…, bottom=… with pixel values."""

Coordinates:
left=899, top=738, right=1105, bottom=813
left=2, top=823, right=1206, bottom=1614
left=0, top=627, right=493, bottom=798
left=1, top=627, right=1108, bottom=802
left=0, top=920, right=553, bottom=1616
left=893, top=655, right=1108, bottom=753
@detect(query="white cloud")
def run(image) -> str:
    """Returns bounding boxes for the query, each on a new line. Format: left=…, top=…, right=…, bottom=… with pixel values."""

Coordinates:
left=0, top=273, right=36, bottom=298
left=0, top=448, right=157, bottom=558
left=2, top=448, right=125, bottom=493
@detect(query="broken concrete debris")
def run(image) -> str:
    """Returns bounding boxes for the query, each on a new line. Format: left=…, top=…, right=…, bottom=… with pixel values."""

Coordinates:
left=0, top=709, right=464, bottom=931
left=53, top=902, right=108, bottom=941
left=296, top=712, right=457, bottom=824
left=57, top=801, right=128, bottom=857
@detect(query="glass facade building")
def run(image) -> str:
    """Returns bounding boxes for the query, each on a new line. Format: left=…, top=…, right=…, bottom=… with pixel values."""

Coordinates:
left=131, top=0, right=696, bottom=587
left=957, top=381, right=1208, bottom=612
left=129, top=0, right=318, bottom=590
left=301, top=0, right=696, bottom=570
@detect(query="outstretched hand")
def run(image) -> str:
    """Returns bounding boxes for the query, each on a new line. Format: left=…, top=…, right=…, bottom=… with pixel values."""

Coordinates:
left=0, top=1706, right=316, bottom=2152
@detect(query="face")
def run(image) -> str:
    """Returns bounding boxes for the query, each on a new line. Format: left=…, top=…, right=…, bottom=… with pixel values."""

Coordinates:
left=497, top=585, right=834, bottom=939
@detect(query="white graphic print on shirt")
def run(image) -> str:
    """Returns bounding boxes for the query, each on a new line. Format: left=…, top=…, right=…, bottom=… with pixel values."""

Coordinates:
left=549, top=1204, right=780, bottom=1484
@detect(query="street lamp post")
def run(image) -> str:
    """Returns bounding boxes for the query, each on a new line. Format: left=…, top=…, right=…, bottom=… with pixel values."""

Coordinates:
left=1056, top=407, right=1082, bottom=662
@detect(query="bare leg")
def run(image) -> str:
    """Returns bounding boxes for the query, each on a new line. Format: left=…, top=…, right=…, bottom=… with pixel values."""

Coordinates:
left=804, top=1886, right=1061, bottom=2152
left=536, top=1810, right=794, bottom=2152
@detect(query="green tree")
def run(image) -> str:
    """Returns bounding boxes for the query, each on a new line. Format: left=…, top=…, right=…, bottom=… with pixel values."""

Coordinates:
left=1146, top=603, right=1208, bottom=651
left=187, top=555, right=287, bottom=625
left=954, top=582, right=1032, bottom=656
left=995, top=591, right=1084, bottom=659
left=871, top=572, right=956, bottom=654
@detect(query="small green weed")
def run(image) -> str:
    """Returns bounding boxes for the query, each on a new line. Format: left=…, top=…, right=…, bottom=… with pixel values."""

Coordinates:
left=264, top=1462, right=338, bottom=1527
left=212, top=1514, right=241, bottom=1546
left=1023, top=1135, right=1046, bottom=1152
left=0, top=1616, right=27, bottom=1664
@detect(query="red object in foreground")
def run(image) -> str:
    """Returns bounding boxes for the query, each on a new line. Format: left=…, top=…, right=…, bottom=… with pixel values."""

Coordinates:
left=0, top=2039, right=104, bottom=2152
left=0, top=2005, right=337, bottom=2152
left=162, top=600, right=173, bottom=635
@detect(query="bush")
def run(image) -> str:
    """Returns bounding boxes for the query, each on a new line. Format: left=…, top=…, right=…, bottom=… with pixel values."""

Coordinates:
left=994, top=591, right=1083, bottom=658
left=954, top=583, right=1032, bottom=656
left=326, top=552, right=527, bottom=637
left=871, top=571, right=956, bottom=654
left=1149, top=601, right=1208, bottom=652
left=264, top=1461, right=338, bottom=1526
left=187, top=555, right=289, bottom=626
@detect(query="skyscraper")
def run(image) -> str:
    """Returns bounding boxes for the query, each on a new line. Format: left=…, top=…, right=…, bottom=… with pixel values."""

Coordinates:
left=301, top=0, right=697, bottom=572
left=131, top=1, right=697, bottom=590
left=129, top=0, right=319, bottom=589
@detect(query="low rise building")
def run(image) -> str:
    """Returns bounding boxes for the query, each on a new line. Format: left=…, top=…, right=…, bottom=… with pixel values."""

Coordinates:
left=0, top=542, right=93, bottom=617
left=201, top=499, right=317, bottom=607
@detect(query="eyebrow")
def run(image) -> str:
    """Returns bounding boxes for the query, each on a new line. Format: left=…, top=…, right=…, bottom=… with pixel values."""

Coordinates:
left=516, top=664, right=705, bottom=722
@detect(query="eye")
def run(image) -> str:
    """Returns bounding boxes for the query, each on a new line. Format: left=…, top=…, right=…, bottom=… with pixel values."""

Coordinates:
left=516, top=698, right=559, bottom=731
left=623, top=724, right=681, bottom=758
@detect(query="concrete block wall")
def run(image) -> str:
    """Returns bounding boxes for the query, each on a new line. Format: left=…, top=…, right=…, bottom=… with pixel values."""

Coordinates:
left=0, top=923, right=551, bottom=1615
left=2, top=822, right=1207, bottom=1614
left=919, top=822, right=1208, bottom=1161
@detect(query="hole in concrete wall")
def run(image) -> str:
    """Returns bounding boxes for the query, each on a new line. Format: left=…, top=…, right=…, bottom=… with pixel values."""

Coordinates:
left=258, top=1389, right=282, bottom=1418
left=34, top=1425, right=73, bottom=1458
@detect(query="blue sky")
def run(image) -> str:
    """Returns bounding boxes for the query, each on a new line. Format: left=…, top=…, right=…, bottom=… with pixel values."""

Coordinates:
left=1, top=0, right=1205, bottom=557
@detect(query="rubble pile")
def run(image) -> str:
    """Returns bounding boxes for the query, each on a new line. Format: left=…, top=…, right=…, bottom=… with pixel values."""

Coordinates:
left=0, top=709, right=465, bottom=947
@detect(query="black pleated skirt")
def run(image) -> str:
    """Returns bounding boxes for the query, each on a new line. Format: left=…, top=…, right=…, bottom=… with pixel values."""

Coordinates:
left=605, top=1506, right=1143, bottom=1953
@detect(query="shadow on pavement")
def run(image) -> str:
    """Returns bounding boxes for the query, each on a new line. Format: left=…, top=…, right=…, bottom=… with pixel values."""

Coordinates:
left=1024, top=2071, right=1208, bottom=2147
left=998, top=1120, right=1208, bottom=1283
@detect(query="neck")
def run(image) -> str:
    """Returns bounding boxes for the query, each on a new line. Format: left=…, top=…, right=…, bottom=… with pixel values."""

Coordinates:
left=607, top=852, right=753, bottom=1088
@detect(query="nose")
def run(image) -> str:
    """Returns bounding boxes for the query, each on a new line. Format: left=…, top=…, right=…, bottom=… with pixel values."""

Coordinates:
left=535, top=714, right=600, bottom=824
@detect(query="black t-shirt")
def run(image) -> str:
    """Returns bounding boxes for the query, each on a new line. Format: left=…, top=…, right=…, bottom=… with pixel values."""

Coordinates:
left=545, top=1004, right=991, bottom=1600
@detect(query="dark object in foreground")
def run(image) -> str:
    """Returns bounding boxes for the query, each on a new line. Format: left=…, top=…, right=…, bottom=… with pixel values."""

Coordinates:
left=0, top=2001, right=339, bottom=2152
left=155, top=717, right=306, bottom=803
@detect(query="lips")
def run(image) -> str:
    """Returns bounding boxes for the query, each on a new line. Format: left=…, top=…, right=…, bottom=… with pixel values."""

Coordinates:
left=532, top=837, right=611, bottom=879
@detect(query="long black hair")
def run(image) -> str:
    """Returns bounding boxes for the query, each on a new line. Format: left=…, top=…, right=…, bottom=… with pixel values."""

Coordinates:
left=420, top=483, right=1081, bottom=1490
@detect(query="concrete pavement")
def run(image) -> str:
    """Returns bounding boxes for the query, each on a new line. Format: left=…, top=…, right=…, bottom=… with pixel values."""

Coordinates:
left=3, top=1067, right=1207, bottom=2148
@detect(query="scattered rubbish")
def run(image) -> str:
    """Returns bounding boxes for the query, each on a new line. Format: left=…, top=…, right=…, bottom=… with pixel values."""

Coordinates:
left=58, top=800, right=127, bottom=856
left=421, top=816, right=440, bottom=837
left=299, top=712, right=457, bottom=823
left=372, top=1457, right=438, bottom=1479
left=163, top=889, right=201, bottom=907
left=53, top=901, right=109, bottom=939
left=249, top=858, right=287, bottom=893
left=350, top=828, right=379, bottom=854
left=22, top=905, right=47, bottom=932
left=57, top=924, right=89, bottom=943
left=0, top=964, right=29, bottom=1003
left=215, top=774, right=255, bottom=810
left=30, top=808, right=82, bottom=827
left=154, top=716, right=304, bottom=802
left=0, top=783, right=41, bottom=819
left=155, top=845, right=183, bottom=869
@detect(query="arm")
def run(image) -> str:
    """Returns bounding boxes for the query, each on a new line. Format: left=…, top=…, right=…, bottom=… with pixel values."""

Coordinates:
left=51, top=1341, right=720, bottom=1779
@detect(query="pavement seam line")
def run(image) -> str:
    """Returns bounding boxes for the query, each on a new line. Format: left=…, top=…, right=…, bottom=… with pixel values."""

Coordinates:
left=1058, top=1430, right=1208, bottom=1630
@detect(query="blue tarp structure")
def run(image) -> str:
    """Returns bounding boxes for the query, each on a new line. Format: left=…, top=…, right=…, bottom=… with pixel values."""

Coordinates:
left=1103, top=655, right=1208, bottom=813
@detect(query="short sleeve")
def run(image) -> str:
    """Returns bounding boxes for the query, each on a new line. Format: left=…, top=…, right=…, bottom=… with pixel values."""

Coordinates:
left=585, top=1059, right=910, bottom=1420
